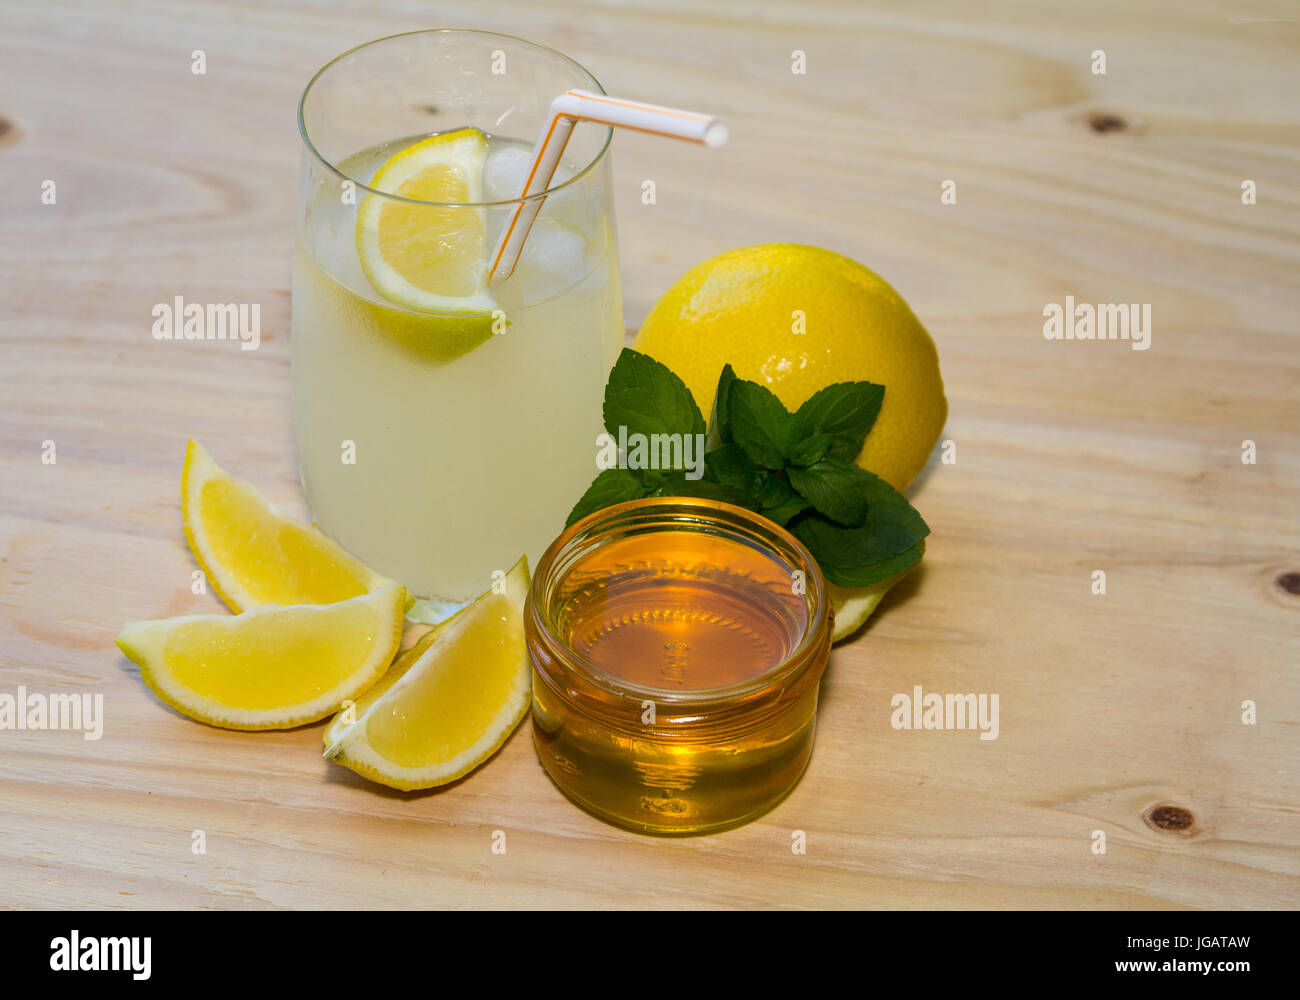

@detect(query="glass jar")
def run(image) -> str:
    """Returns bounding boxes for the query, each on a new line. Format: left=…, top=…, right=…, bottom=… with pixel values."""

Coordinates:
left=526, top=498, right=832, bottom=835
left=292, top=29, right=623, bottom=603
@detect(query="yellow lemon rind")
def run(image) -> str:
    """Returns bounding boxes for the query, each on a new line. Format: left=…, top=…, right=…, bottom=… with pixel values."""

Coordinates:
left=363, top=300, right=497, bottom=364
left=322, top=557, right=531, bottom=791
left=117, top=583, right=406, bottom=731
left=354, top=128, right=498, bottom=317
left=181, top=439, right=406, bottom=613
left=632, top=243, right=946, bottom=493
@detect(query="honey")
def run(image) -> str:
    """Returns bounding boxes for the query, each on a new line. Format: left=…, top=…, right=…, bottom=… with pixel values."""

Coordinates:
left=526, top=498, right=831, bottom=834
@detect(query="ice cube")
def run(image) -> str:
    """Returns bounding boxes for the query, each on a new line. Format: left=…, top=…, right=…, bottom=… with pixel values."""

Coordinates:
left=517, top=220, right=588, bottom=281
left=482, top=145, right=533, bottom=201
left=483, top=144, right=579, bottom=202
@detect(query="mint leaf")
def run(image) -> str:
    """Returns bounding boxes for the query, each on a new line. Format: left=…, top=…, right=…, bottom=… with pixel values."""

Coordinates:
left=786, top=457, right=879, bottom=527
left=852, top=467, right=931, bottom=538
left=754, top=469, right=796, bottom=510
left=566, top=468, right=647, bottom=527
left=707, top=444, right=800, bottom=511
left=762, top=496, right=809, bottom=526
left=655, top=471, right=758, bottom=510
left=788, top=432, right=832, bottom=468
left=705, top=364, right=738, bottom=452
left=727, top=380, right=798, bottom=468
left=787, top=470, right=930, bottom=586
left=794, top=382, right=884, bottom=461
left=788, top=468, right=929, bottom=585
left=705, top=443, right=764, bottom=492
left=790, top=516, right=925, bottom=587
left=634, top=465, right=666, bottom=490
left=603, top=349, right=705, bottom=440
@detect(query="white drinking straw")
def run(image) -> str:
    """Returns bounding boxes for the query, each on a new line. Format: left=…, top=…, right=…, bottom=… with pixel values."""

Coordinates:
left=488, top=90, right=728, bottom=282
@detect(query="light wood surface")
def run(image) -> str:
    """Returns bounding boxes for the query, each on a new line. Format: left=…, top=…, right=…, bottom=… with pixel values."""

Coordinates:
left=1, top=0, right=1297, bottom=909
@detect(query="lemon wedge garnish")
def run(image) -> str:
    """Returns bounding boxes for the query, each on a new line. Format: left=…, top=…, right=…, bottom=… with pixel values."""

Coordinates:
left=323, top=556, right=530, bottom=790
left=182, top=440, right=404, bottom=613
left=355, top=128, right=498, bottom=364
left=117, top=582, right=406, bottom=730
left=354, top=128, right=500, bottom=361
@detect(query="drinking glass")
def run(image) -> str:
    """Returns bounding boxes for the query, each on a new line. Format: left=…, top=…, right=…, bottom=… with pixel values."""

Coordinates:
left=293, top=29, right=623, bottom=602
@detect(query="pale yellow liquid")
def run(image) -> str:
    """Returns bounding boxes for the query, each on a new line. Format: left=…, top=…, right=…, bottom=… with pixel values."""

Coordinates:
left=291, top=135, right=623, bottom=601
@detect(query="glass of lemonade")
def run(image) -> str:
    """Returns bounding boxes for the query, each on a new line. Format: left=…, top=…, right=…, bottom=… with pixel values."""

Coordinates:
left=293, top=30, right=623, bottom=603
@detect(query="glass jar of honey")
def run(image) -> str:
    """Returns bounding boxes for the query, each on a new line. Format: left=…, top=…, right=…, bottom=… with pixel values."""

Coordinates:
left=526, top=498, right=832, bottom=835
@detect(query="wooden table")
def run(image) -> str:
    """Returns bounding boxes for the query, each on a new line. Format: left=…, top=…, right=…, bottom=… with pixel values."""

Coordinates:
left=1, top=0, right=1297, bottom=910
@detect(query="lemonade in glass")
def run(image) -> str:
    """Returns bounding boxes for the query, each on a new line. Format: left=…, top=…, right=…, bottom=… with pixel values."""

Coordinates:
left=292, top=30, right=622, bottom=602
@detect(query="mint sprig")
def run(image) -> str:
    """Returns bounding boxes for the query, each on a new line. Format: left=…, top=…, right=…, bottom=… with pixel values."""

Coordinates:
left=601, top=348, right=705, bottom=440
left=793, top=381, right=884, bottom=461
left=727, top=380, right=799, bottom=468
left=786, top=458, right=874, bottom=526
left=566, top=348, right=929, bottom=587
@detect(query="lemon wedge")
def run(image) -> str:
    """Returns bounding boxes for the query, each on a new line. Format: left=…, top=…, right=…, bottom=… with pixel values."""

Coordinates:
left=117, top=582, right=406, bottom=730
left=356, top=128, right=497, bottom=336
left=829, top=541, right=925, bottom=642
left=830, top=580, right=897, bottom=642
left=182, top=440, right=403, bottom=613
left=355, top=128, right=500, bottom=361
left=323, top=556, right=531, bottom=790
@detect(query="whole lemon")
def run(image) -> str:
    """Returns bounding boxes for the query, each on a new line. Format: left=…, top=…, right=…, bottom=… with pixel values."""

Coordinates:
left=633, top=244, right=946, bottom=493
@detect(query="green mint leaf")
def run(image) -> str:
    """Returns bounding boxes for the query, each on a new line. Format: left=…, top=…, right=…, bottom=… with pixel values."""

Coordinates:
left=704, top=364, right=738, bottom=452
left=786, top=457, right=877, bottom=527
left=787, top=471, right=929, bottom=586
left=788, top=432, right=833, bottom=468
left=634, top=465, right=666, bottom=490
left=852, top=466, right=931, bottom=539
left=754, top=469, right=796, bottom=509
left=602, top=348, right=705, bottom=440
left=727, top=379, right=798, bottom=468
left=705, top=444, right=764, bottom=493
left=762, top=496, right=809, bottom=526
left=793, top=381, right=885, bottom=461
left=655, top=470, right=759, bottom=510
left=706, top=444, right=799, bottom=511
left=790, top=515, right=924, bottom=587
left=565, top=468, right=648, bottom=527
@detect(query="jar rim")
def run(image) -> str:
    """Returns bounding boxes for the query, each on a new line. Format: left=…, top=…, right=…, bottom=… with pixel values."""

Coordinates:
left=528, top=497, right=831, bottom=711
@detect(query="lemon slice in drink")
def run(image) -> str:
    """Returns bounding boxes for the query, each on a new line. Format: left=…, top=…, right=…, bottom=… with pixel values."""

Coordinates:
left=117, top=582, right=406, bottom=730
left=322, top=557, right=531, bottom=790
left=182, top=440, right=403, bottom=613
left=355, top=128, right=498, bottom=361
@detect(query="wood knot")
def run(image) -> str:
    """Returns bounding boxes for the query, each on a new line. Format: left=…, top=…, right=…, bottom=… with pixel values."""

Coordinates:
left=1275, top=571, right=1300, bottom=595
left=1144, top=803, right=1196, bottom=836
left=1086, top=111, right=1128, bottom=134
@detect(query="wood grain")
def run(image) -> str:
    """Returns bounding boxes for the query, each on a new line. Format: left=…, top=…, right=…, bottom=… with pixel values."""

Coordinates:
left=1, top=0, right=1297, bottom=909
